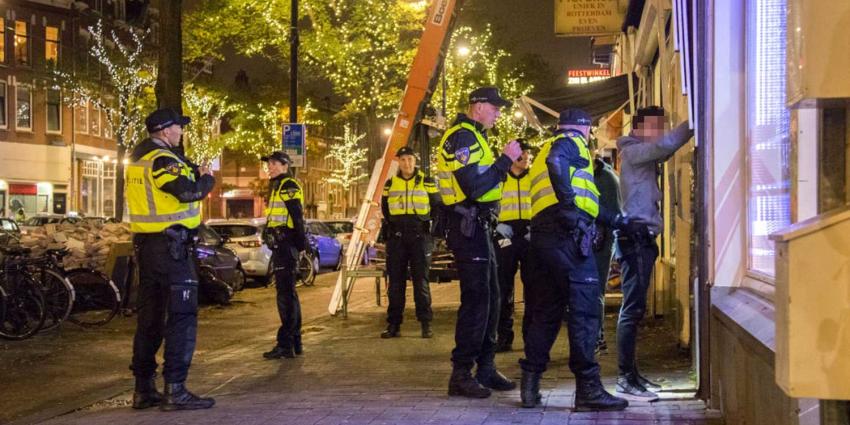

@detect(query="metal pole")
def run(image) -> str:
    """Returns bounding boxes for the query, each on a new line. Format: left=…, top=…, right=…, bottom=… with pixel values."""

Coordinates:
left=290, top=0, right=299, bottom=124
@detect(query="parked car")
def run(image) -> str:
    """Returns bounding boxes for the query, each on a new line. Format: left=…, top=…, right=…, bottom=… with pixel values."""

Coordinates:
left=0, top=218, right=21, bottom=245
left=206, top=218, right=273, bottom=283
left=194, top=224, right=246, bottom=304
left=19, top=215, right=80, bottom=235
left=305, top=220, right=343, bottom=271
left=80, top=216, right=118, bottom=227
left=320, top=219, right=377, bottom=265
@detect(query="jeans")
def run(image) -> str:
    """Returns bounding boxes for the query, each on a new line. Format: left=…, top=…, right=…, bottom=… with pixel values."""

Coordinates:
left=592, top=230, right=615, bottom=341
left=495, top=231, right=530, bottom=346
left=615, top=235, right=659, bottom=375
left=131, top=233, right=199, bottom=384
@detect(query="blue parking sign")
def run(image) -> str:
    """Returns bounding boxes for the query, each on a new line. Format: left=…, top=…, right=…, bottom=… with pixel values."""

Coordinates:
left=282, top=123, right=306, bottom=168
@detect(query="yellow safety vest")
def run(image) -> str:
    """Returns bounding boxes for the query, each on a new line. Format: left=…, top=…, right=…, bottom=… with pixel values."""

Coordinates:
left=436, top=122, right=502, bottom=206
left=265, top=177, right=303, bottom=229
left=498, top=171, right=532, bottom=222
left=126, top=148, right=202, bottom=233
left=529, top=132, right=601, bottom=219
left=383, top=171, right=437, bottom=217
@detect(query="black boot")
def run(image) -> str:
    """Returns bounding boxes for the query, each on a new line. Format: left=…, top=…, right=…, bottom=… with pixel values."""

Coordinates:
left=380, top=323, right=400, bottom=338
left=475, top=365, right=516, bottom=391
left=574, top=379, right=628, bottom=412
left=263, top=345, right=295, bottom=359
left=132, top=376, right=162, bottom=410
left=420, top=321, right=433, bottom=338
left=448, top=366, right=491, bottom=398
left=293, top=336, right=303, bottom=355
left=520, top=370, right=542, bottom=408
left=160, top=383, right=215, bottom=411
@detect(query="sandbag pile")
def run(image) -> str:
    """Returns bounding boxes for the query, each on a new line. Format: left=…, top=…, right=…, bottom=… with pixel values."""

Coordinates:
left=18, top=222, right=132, bottom=271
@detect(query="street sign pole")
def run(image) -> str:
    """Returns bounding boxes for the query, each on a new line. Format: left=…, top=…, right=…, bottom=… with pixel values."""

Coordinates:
left=282, top=123, right=306, bottom=168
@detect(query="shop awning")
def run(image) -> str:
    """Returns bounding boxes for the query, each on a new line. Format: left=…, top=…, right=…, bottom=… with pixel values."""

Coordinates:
left=523, top=73, right=636, bottom=125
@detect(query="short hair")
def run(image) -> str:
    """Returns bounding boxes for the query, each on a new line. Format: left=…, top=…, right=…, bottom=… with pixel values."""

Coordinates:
left=634, top=106, right=665, bottom=126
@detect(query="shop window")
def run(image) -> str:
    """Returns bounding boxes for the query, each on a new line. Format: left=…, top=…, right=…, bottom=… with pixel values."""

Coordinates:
left=819, top=108, right=848, bottom=213
left=14, top=20, right=29, bottom=67
left=46, top=88, right=61, bottom=133
left=16, top=85, right=32, bottom=131
left=0, top=81, right=6, bottom=129
left=745, top=0, right=792, bottom=278
left=45, top=26, right=59, bottom=64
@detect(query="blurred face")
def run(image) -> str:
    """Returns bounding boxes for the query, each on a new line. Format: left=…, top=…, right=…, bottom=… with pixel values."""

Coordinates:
left=398, top=154, right=416, bottom=177
left=633, top=115, right=667, bottom=140
left=267, top=159, right=288, bottom=178
left=469, top=102, right=502, bottom=129
left=513, top=150, right=530, bottom=171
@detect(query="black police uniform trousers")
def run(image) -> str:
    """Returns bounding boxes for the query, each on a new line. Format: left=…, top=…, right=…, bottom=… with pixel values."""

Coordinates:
left=446, top=210, right=500, bottom=370
left=520, top=229, right=602, bottom=382
left=615, top=231, right=658, bottom=376
left=494, top=226, right=530, bottom=347
left=592, top=228, right=616, bottom=341
left=131, top=232, right=199, bottom=384
left=272, top=242, right=302, bottom=350
left=385, top=223, right=433, bottom=326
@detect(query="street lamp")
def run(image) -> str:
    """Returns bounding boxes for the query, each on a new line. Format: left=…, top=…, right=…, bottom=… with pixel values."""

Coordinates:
left=383, top=128, right=392, bottom=136
left=457, top=45, right=470, bottom=57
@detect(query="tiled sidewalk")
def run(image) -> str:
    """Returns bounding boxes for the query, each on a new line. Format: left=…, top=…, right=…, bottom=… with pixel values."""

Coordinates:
left=30, top=276, right=722, bottom=425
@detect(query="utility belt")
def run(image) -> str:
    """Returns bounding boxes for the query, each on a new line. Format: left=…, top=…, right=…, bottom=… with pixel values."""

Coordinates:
left=616, top=227, right=656, bottom=244
left=263, top=225, right=292, bottom=250
left=134, top=225, right=198, bottom=261
left=450, top=203, right=497, bottom=238
left=385, top=219, right=431, bottom=238
left=531, top=218, right=597, bottom=257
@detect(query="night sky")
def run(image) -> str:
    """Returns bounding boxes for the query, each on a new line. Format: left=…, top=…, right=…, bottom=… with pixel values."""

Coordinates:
left=459, top=0, right=595, bottom=91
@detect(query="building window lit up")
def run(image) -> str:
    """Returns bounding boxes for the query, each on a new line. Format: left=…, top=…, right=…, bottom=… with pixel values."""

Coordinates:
left=745, top=0, right=791, bottom=277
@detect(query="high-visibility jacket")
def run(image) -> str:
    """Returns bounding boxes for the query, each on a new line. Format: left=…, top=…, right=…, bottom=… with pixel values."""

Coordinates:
left=126, top=148, right=201, bottom=233
left=266, top=177, right=303, bottom=229
left=436, top=122, right=502, bottom=205
left=529, top=132, right=601, bottom=219
left=498, top=171, right=532, bottom=222
left=383, top=171, right=437, bottom=218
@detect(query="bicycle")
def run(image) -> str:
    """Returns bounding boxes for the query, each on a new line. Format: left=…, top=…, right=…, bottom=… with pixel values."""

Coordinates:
left=64, top=265, right=121, bottom=327
left=25, top=249, right=75, bottom=332
left=0, top=246, right=46, bottom=340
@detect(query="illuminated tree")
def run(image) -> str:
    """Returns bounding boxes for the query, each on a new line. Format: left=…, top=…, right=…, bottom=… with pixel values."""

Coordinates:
left=182, top=84, right=233, bottom=164
left=324, top=124, right=369, bottom=212
left=52, top=19, right=157, bottom=221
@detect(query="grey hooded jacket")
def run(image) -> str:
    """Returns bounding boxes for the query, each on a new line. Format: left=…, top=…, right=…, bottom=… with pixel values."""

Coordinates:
left=616, top=122, right=692, bottom=235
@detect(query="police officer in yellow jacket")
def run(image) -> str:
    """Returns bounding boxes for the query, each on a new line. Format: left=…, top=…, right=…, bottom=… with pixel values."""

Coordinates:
left=128, top=108, right=215, bottom=411
left=494, top=141, right=532, bottom=353
left=380, top=146, right=440, bottom=339
left=520, top=109, right=638, bottom=411
left=260, top=151, right=307, bottom=360
left=437, top=87, right=523, bottom=399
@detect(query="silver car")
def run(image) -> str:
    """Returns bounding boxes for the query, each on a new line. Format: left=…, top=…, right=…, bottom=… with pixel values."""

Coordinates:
left=206, top=218, right=273, bottom=282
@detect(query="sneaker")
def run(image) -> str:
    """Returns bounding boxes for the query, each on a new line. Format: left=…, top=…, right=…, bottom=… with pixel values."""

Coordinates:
left=636, top=371, right=661, bottom=390
left=615, top=375, right=659, bottom=402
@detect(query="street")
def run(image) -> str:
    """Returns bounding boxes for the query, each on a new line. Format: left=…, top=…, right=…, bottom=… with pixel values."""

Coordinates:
left=0, top=271, right=721, bottom=425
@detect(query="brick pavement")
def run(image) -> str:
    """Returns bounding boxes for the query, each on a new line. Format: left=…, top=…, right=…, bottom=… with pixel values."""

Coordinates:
left=28, top=275, right=722, bottom=425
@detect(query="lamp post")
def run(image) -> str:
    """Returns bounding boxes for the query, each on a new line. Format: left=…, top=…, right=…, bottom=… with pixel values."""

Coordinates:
left=290, top=0, right=299, bottom=124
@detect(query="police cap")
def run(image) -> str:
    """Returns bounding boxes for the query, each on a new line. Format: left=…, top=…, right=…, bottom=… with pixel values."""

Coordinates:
left=145, top=107, right=191, bottom=133
left=396, top=146, right=416, bottom=158
left=558, top=108, right=592, bottom=126
left=261, top=150, right=292, bottom=165
left=468, top=86, right=512, bottom=108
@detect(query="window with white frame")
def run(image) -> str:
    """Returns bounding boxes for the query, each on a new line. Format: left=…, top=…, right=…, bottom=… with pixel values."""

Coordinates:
left=0, top=81, right=6, bottom=128
left=46, top=88, right=61, bottom=133
left=15, top=84, right=32, bottom=130
left=745, top=0, right=792, bottom=278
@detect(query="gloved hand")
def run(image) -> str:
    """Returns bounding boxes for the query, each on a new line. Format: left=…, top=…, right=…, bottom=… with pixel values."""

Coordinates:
left=495, top=223, right=514, bottom=240
left=613, top=214, right=648, bottom=235
left=502, top=140, right=522, bottom=162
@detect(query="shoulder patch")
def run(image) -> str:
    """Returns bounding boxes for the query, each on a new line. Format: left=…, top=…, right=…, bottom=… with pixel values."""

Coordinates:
left=455, top=147, right=470, bottom=165
left=165, top=162, right=183, bottom=176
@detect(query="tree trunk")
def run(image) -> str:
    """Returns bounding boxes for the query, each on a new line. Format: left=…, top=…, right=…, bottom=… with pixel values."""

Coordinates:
left=365, top=109, right=381, bottom=165
left=155, top=0, right=183, bottom=112
left=114, top=134, right=127, bottom=222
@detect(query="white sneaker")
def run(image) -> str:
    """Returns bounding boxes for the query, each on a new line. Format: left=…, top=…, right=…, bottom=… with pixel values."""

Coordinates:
left=615, top=376, right=659, bottom=402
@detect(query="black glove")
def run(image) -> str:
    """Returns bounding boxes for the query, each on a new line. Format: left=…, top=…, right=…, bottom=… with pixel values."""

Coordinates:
left=613, top=214, right=648, bottom=235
